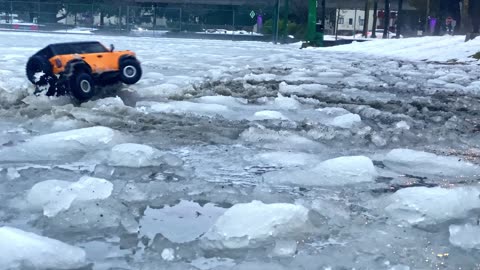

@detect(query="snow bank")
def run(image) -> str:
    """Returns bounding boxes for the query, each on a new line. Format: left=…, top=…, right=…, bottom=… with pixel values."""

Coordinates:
left=0, top=227, right=86, bottom=270
left=385, top=186, right=480, bottom=227
left=324, top=36, right=480, bottom=62
left=201, top=201, right=309, bottom=249
left=27, top=176, right=113, bottom=217
left=264, top=156, right=377, bottom=186
left=0, top=126, right=124, bottom=162
left=449, top=224, right=480, bottom=249
left=383, top=149, right=480, bottom=177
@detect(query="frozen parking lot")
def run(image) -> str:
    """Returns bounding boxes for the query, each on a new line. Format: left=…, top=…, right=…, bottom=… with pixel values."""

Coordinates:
left=0, top=31, right=480, bottom=269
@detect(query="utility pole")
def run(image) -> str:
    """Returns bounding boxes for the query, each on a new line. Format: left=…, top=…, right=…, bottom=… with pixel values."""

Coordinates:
left=371, top=0, right=378, bottom=38
left=396, top=0, right=403, bottom=38
left=383, top=0, right=390, bottom=38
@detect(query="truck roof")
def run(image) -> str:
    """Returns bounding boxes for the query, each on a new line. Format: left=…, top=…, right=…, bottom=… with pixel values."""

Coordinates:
left=33, top=41, right=109, bottom=58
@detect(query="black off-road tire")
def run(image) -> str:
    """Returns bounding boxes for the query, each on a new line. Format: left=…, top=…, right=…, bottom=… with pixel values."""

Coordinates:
left=26, top=55, right=53, bottom=85
left=70, top=72, right=95, bottom=102
left=119, top=58, right=142, bottom=85
left=26, top=56, right=57, bottom=95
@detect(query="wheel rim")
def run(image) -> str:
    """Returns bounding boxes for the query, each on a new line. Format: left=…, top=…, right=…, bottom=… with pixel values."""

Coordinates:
left=123, top=65, right=137, bottom=79
left=80, top=79, right=91, bottom=93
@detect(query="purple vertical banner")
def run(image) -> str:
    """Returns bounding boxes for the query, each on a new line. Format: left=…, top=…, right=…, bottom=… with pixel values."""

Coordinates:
left=429, top=18, right=436, bottom=33
left=257, top=15, right=263, bottom=33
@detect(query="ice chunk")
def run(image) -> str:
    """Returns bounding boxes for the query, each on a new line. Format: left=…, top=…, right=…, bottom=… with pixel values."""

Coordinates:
left=385, top=186, right=480, bottom=227
left=201, top=200, right=309, bottom=249
left=252, top=110, right=288, bottom=120
left=137, top=83, right=182, bottom=99
left=449, top=224, right=480, bottom=249
left=383, top=149, right=480, bottom=177
left=279, top=82, right=328, bottom=95
left=329, top=113, right=362, bottom=129
left=108, top=143, right=164, bottom=167
left=240, top=127, right=324, bottom=152
left=6, top=168, right=20, bottom=180
left=317, top=107, right=350, bottom=116
left=395, top=121, right=410, bottom=130
left=274, top=94, right=301, bottom=110
left=264, top=156, right=377, bottom=186
left=0, top=126, right=124, bottom=162
left=0, top=227, right=86, bottom=270
left=81, top=96, right=126, bottom=112
left=190, top=257, right=236, bottom=270
left=161, top=248, right=175, bottom=261
left=137, top=101, right=230, bottom=117
left=27, top=176, right=113, bottom=217
left=271, top=239, right=297, bottom=257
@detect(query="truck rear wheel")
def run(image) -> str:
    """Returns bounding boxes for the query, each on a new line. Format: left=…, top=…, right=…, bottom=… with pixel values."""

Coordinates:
left=70, top=72, right=95, bottom=102
left=119, top=58, right=142, bottom=85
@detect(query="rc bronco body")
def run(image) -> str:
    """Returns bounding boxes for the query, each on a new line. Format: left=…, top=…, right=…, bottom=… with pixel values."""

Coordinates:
left=26, top=41, right=142, bottom=101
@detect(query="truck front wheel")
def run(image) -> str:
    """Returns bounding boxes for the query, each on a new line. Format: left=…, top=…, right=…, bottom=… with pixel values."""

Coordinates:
left=70, top=72, right=95, bottom=102
left=119, top=59, right=142, bottom=85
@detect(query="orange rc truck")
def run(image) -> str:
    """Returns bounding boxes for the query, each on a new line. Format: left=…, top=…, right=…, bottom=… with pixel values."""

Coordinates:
left=26, top=41, right=142, bottom=101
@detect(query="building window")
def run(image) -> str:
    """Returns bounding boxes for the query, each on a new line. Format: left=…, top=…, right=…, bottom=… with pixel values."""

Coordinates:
left=349, top=18, right=353, bottom=25
left=359, top=18, right=364, bottom=25
left=338, top=17, right=344, bottom=24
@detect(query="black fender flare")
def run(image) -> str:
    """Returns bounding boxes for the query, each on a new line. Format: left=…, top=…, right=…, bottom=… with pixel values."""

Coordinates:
left=119, top=54, right=139, bottom=67
left=64, top=59, right=92, bottom=77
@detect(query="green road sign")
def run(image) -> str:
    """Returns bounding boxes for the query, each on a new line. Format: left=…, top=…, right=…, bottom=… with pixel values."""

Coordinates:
left=250, top=11, right=256, bottom=19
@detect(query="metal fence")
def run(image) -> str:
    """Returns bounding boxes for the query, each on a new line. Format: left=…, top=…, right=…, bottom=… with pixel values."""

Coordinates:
left=0, top=0, right=275, bottom=39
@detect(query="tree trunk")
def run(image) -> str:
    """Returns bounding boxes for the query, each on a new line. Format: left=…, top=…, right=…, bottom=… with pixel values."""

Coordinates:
left=396, top=0, right=403, bottom=38
left=363, top=0, right=370, bottom=37
left=100, top=10, right=105, bottom=26
left=383, top=0, right=390, bottom=38
left=371, top=0, right=378, bottom=38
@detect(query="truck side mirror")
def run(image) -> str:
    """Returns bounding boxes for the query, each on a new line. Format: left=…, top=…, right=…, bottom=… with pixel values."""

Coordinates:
left=110, top=44, right=115, bottom=52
